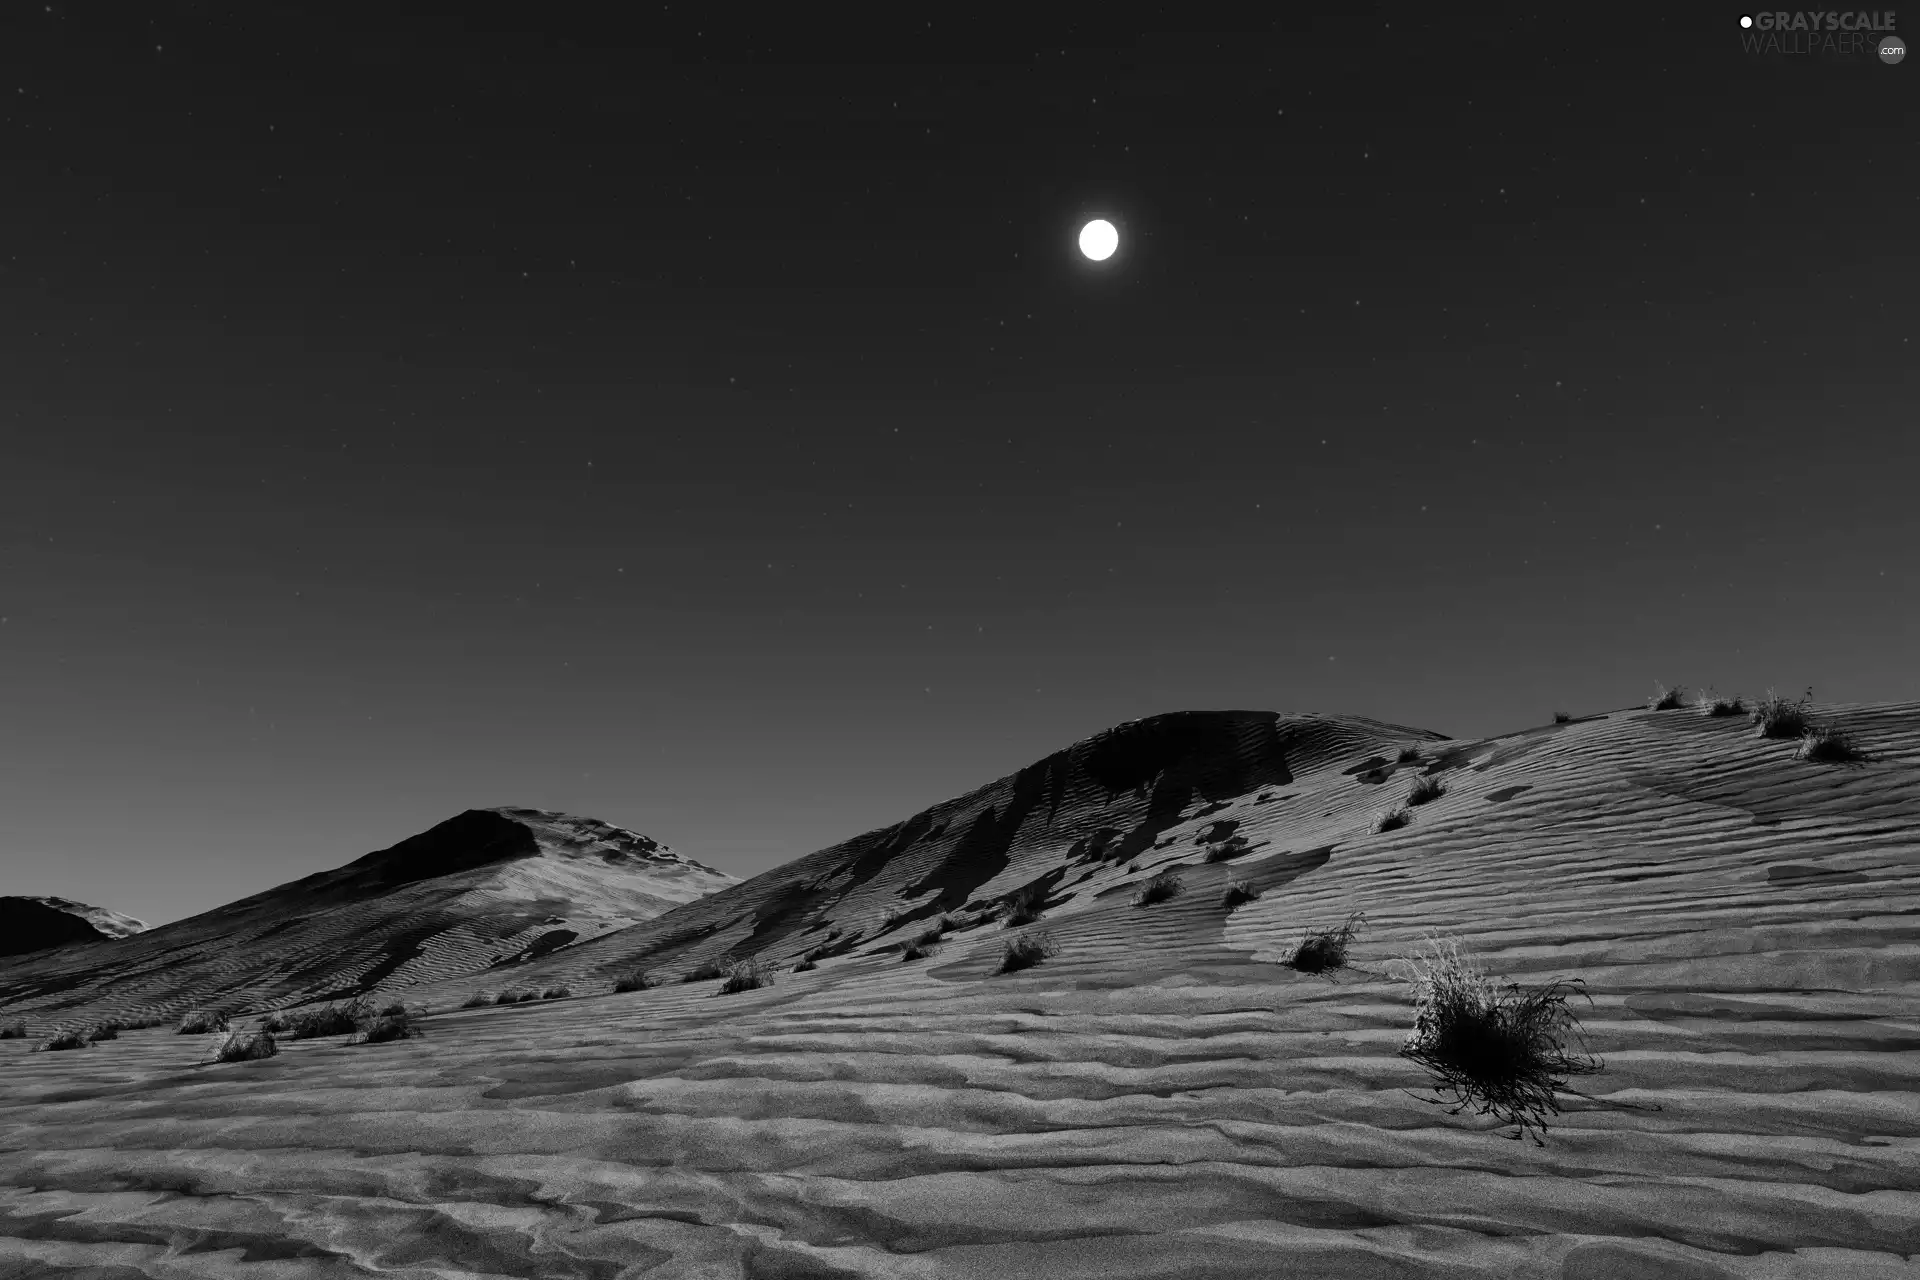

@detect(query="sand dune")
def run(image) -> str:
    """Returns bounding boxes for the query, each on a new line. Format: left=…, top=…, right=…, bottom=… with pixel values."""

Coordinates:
left=2, top=703, right=1917, bottom=1277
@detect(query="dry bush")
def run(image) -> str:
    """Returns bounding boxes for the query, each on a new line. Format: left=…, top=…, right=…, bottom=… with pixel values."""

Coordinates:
left=461, top=992, right=492, bottom=1008
left=38, top=1028, right=91, bottom=1052
left=351, top=1008, right=421, bottom=1045
left=999, top=882, right=1049, bottom=926
left=176, top=1009, right=229, bottom=1035
left=1396, top=745, right=1423, bottom=762
left=1373, top=805, right=1412, bottom=833
left=212, top=1029, right=279, bottom=1063
left=1647, top=682, right=1687, bottom=710
left=1751, top=686, right=1814, bottom=739
left=792, top=958, right=818, bottom=973
left=0, top=1019, right=27, bottom=1040
left=279, top=999, right=372, bottom=1040
left=515, top=989, right=540, bottom=1003
left=377, top=999, right=408, bottom=1017
left=1406, top=774, right=1446, bottom=807
left=1389, top=934, right=1603, bottom=1147
left=717, top=957, right=773, bottom=995
left=85, top=1022, right=120, bottom=1042
left=613, top=971, right=662, bottom=993
left=1695, top=688, right=1745, bottom=718
left=1131, top=869, right=1184, bottom=907
left=1286, top=910, right=1367, bottom=975
left=541, top=986, right=572, bottom=1000
left=997, top=931, right=1058, bottom=974
left=1221, top=880, right=1262, bottom=908
left=1552, top=711, right=1571, bottom=724
left=1203, top=835, right=1252, bottom=863
left=683, top=958, right=728, bottom=983
left=1797, top=724, right=1869, bottom=762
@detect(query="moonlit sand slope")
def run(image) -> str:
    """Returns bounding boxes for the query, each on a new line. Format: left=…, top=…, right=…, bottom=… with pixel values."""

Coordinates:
left=0, top=807, right=736, bottom=1028
left=2, top=703, right=1917, bottom=1278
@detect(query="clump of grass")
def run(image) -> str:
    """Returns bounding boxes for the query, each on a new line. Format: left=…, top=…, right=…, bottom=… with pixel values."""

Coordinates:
left=38, top=1028, right=92, bottom=1052
left=85, top=1022, right=120, bottom=1042
left=900, top=922, right=946, bottom=962
left=900, top=940, right=938, bottom=962
left=1131, top=869, right=1184, bottom=907
left=351, top=1008, right=421, bottom=1045
left=176, top=1009, right=229, bottom=1035
left=1751, top=687, right=1814, bottom=739
left=515, top=989, right=540, bottom=1003
left=1286, top=910, right=1368, bottom=975
left=1647, top=682, right=1687, bottom=710
left=277, top=999, right=372, bottom=1040
left=377, top=999, right=408, bottom=1018
left=613, top=971, right=662, bottom=993
left=999, top=882, right=1049, bottom=926
left=1221, top=880, right=1262, bottom=908
left=792, top=957, right=818, bottom=973
left=683, top=958, right=728, bottom=983
left=997, top=931, right=1058, bottom=974
left=212, top=1029, right=279, bottom=1063
left=540, top=986, right=572, bottom=1000
left=1389, top=933, right=1604, bottom=1147
left=1373, top=805, right=1412, bottom=833
left=0, top=1019, right=27, bottom=1040
left=1406, top=774, right=1446, bottom=807
left=1396, top=746, right=1423, bottom=763
left=118, top=1015, right=172, bottom=1031
left=1797, top=724, right=1869, bottom=763
left=461, top=991, right=493, bottom=1008
left=1203, top=835, right=1252, bottom=863
left=1695, top=688, right=1745, bottom=718
left=717, top=957, right=773, bottom=995
left=1552, top=711, right=1572, bottom=724
left=493, top=989, right=522, bottom=1006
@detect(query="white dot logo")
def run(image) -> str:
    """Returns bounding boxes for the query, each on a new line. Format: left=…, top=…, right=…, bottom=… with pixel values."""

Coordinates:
left=1881, top=35, right=1907, bottom=63
left=1740, top=14, right=1753, bottom=27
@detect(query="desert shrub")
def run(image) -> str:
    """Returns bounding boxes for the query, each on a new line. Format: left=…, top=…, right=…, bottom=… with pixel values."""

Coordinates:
left=515, top=989, right=540, bottom=1003
left=120, top=1015, right=171, bottom=1030
left=997, top=931, right=1058, bottom=974
left=377, top=999, right=407, bottom=1017
left=1203, top=835, right=1252, bottom=863
left=1695, top=688, right=1745, bottom=718
left=717, top=957, right=773, bottom=995
left=999, top=882, right=1049, bottom=926
left=1751, top=686, right=1813, bottom=739
left=792, top=958, right=818, bottom=973
left=1406, top=774, right=1446, bottom=807
left=85, top=1022, right=120, bottom=1042
left=683, top=958, right=728, bottom=983
left=212, top=1029, right=279, bottom=1063
left=911, top=918, right=948, bottom=946
left=1396, top=746, right=1423, bottom=763
left=281, top=999, right=371, bottom=1040
left=461, top=992, right=493, bottom=1008
left=1131, top=869, right=1184, bottom=907
left=900, top=937, right=940, bottom=962
left=1373, top=805, right=1412, bottom=833
left=1647, top=682, right=1686, bottom=710
left=38, top=1028, right=91, bottom=1052
left=878, top=909, right=907, bottom=933
left=1797, top=724, right=1869, bottom=762
left=1221, top=880, right=1262, bottom=908
left=1552, top=711, right=1571, bottom=724
left=352, top=1008, right=421, bottom=1045
left=177, top=1009, right=229, bottom=1034
left=541, top=986, right=572, bottom=1000
left=0, top=1019, right=27, bottom=1040
left=1390, top=934, right=1603, bottom=1147
left=1286, top=910, right=1367, bottom=975
left=613, top=971, right=661, bottom=993
left=493, top=990, right=523, bottom=1005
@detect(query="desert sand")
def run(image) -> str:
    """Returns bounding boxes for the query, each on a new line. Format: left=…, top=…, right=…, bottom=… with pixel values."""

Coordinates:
left=2, top=702, right=1916, bottom=1278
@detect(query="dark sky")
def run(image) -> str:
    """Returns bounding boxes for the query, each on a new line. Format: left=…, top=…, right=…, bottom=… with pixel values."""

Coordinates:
left=4, top=7, right=1915, bottom=927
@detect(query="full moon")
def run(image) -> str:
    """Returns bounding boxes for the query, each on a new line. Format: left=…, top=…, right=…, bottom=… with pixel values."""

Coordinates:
left=1078, top=219, right=1118, bottom=261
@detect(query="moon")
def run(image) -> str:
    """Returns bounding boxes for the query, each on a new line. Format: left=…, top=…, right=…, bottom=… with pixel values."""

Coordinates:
left=1078, top=219, right=1118, bottom=261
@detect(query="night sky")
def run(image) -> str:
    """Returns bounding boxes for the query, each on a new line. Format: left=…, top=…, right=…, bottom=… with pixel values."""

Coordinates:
left=4, top=8, right=1914, bottom=927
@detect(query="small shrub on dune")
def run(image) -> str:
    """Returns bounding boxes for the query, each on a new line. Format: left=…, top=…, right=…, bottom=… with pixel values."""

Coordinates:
left=352, top=1008, right=421, bottom=1045
left=1797, top=724, right=1869, bottom=763
left=900, top=925, right=943, bottom=961
left=515, top=989, right=540, bottom=1003
left=122, top=1015, right=171, bottom=1030
left=38, top=1028, right=92, bottom=1052
left=0, top=1019, right=28, bottom=1040
left=85, top=1022, right=120, bottom=1042
left=999, top=883, right=1049, bottom=926
left=683, top=959, right=728, bottom=983
left=1203, top=835, right=1252, bottom=863
left=377, top=999, right=408, bottom=1018
left=212, top=1029, right=279, bottom=1063
left=1221, top=880, right=1262, bottom=908
left=461, top=992, right=493, bottom=1008
left=177, top=1010, right=229, bottom=1035
left=1131, top=869, right=1184, bottom=907
left=1286, top=910, right=1368, bottom=975
left=1552, top=711, right=1571, bottom=724
left=613, top=971, right=662, bottom=993
left=1647, top=682, right=1687, bottom=710
left=1389, top=933, right=1604, bottom=1147
left=1695, top=688, right=1745, bottom=718
left=1396, top=746, right=1423, bottom=763
left=1373, top=805, right=1412, bottom=834
left=717, top=957, right=773, bottom=995
left=283, top=999, right=371, bottom=1040
left=997, top=931, right=1058, bottom=974
left=493, top=990, right=523, bottom=1006
left=792, top=957, right=818, bottom=973
left=541, top=986, right=572, bottom=1000
left=1406, top=774, right=1446, bottom=807
left=1751, top=686, right=1814, bottom=739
